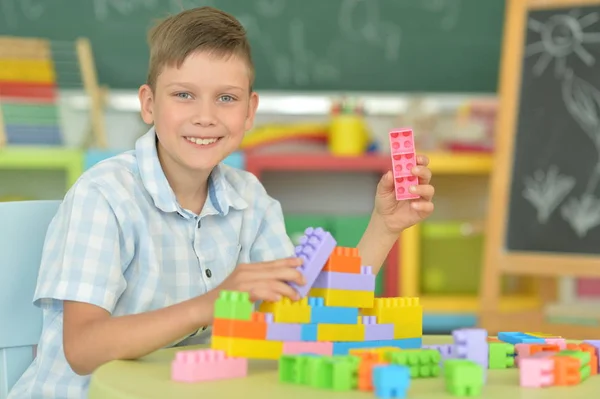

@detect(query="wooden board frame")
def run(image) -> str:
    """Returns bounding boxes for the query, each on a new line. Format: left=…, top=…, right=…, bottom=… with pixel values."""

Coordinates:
left=480, top=0, right=600, bottom=338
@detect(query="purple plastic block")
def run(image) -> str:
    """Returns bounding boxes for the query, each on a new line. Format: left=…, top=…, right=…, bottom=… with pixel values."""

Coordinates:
left=365, top=324, right=394, bottom=341
left=288, top=227, right=337, bottom=297
left=266, top=323, right=303, bottom=341
left=312, top=267, right=375, bottom=291
left=584, top=340, right=600, bottom=369
left=263, top=313, right=274, bottom=323
left=422, top=344, right=456, bottom=365
left=453, top=328, right=488, bottom=379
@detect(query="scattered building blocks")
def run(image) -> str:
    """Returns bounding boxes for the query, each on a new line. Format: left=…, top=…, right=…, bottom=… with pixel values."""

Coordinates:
left=575, top=342, right=599, bottom=374
left=444, top=359, right=484, bottom=396
left=332, top=338, right=423, bottom=355
left=553, top=350, right=591, bottom=386
left=452, top=328, right=488, bottom=380
left=350, top=347, right=402, bottom=362
left=171, top=349, right=247, bottom=382
left=312, top=266, right=375, bottom=291
left=519, top=352, right=555, bottom=387
left=422, top=344, right=456, bottom=366
left=282, top=341, right=333, bottom=356
left=211, top=336, right=283, bottom=360
left=279, top=354, right=359, bottom=391
left=488, top=342, right=515, bottom=369
left=545, top=338, right=566, bottom=349
left=498, top=332, right=545, bottom=345
left=213, top=290, right=253, bottom=320
left=373, top=364, right=411, bottom=399
left=389, top=128, right=420, bottom=201
left=387, top=349, right=441, bottom=378
left=322, top=246, right=361, bottom=273
left=309, top=287, right=374, bottom=308
left=358, top=356, right=386, bottom=391
left=515, top=343, right=560, bottom=366
left=288, top=226, right=337, bottom=297
left=583, top=340, right=600, bottom=371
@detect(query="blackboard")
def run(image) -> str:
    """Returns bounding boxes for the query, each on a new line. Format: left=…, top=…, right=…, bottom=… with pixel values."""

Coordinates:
left=0, top=0, right=505, bottom=92
left=506, top=4, right=600, bottom=255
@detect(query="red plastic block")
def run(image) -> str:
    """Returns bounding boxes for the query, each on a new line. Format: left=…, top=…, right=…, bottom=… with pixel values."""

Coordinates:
left=0, top=81, right=57, bottom=100
left=389, top=128, right=419, bottom=201
left=282, top=341, right=333, bottom=356
left=171, top=349, right=247, bottom=382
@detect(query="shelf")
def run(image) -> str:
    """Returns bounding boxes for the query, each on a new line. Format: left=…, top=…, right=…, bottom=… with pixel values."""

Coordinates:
left=420, top=295, right=540, bottom=313
left=245, top=152, right=493, bottom=175
left=0, top=146, right=84, bottom=187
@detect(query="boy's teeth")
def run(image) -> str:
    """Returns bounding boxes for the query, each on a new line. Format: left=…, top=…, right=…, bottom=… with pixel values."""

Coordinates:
left=186, top=137, right=218, bottom=145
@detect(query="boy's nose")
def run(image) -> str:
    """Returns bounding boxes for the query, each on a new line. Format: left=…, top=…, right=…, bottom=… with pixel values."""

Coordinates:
left=191, top=104, right=217, bottom=127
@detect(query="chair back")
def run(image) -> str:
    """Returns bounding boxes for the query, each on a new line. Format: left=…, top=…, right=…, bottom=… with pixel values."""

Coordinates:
left=0, top=200, right=61, bottom=397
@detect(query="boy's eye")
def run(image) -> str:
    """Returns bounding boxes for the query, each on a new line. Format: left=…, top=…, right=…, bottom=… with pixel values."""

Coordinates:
left=176, top=92, right=192, bottom=99
left=218, top=95, right=235, bottom=102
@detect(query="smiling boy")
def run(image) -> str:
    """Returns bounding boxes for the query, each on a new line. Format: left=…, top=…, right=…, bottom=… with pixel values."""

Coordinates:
left=8, top=6, right=434, bottom=399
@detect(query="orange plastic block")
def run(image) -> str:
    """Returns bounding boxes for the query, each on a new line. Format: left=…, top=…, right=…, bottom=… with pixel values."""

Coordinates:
left=349, top=347, right=402, bottom=362
left=212, top=312, right=267, bottom=340
left=567, top=343, right=598, bottom=375
left=358, top=358, right=387, bottom=391
left=516, top=343, right=560, bottom=366
left=552, top=355, right=581, bottom=386
left=487, top=337, right=501, bottom=343
left=322, top=247, right=361, bottom=273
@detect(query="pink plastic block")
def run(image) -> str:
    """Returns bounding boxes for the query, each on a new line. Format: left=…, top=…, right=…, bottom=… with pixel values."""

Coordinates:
left=389, top=128, right=419, bottom=201
left=288, top=227, right=337, bottom=297
left=362, top=316, right=394, bottom=341
left=519, top=352, right=555, bottom=387
left=171, top=349, right=247, bottom=382
left=312, top=266, right=375, bottom=291
left=283, top=341, right=333, bottom=356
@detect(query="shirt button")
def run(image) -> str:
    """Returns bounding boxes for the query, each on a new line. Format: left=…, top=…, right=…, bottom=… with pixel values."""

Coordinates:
left=205, top=269, right=212, bottom=278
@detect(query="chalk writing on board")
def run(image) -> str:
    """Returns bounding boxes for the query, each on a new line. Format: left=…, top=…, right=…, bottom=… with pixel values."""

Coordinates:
left=522, top=166, right=576, bottom=224
left=1, top=0, right=44, bottom=28
left=239, top=14, right=340, bottom=86
left=421, top=0, right=462, bottom=31
left=526, top=10, right=600, bottom=77
left=255, top=0, right=286, bottom=18
left=338, top=0, right=402, bottom=61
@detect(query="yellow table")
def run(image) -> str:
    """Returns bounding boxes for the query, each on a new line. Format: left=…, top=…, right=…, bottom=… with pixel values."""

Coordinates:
left=88, top=335, right=598, bottom=398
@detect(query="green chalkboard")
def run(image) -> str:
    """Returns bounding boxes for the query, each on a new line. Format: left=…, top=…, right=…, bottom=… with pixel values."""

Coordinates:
left=0, top=0, right=505, bottom=92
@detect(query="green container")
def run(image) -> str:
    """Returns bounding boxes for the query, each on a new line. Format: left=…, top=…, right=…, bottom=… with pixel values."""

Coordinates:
left=420, top=221, right=485, bottom=295
left=331, top=215, right=384, bottom=297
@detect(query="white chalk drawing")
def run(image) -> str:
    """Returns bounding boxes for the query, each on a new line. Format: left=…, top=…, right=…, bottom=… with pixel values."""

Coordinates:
left=522, top=165, right=576, bottom=224
left=338, top=0, right=402, bottom=61
left=420, top=0, right=462, bottom=31
left=561, top=194, right=600, bottom=237
left=255, top=0, right=286, bottom=18
left=526, top=9, right=600, bottom=77
left=524, top=8, right=600, bottom=238
left=1, top=0, right=45, bottom=27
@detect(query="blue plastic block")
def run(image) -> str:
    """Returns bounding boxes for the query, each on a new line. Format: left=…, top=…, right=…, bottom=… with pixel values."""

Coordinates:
left=332, top=338, right=422, bottom=355
left=497, top=332, right=544, bottom=345
left=373, top=365, right=410, bottom=399
left=308, top=297, right=359, bottom=324
left=301, top=324, right=318, bottom=341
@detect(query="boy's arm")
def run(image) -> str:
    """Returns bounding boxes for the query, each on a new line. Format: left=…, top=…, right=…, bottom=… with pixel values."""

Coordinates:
left=34, top=181, right=213, bottom=376
left=356, top=210, right=399, bottom=275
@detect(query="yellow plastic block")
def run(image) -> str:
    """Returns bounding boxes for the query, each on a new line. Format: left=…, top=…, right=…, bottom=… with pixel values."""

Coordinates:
left=258, top=297, right=311, bottom=323
left=211, top=336, right=282, bottom=360
left=309, top=288, right=374, bottom=308
left=393, top=320, right=422, bottom=339
left=0, top=59, right=55, bottom=83
left=349, top=347, right=402, bottom=361
left=360, top=297, right=422, bottom=324
left=526, top=332, right=561, bottom=338
left=317, top=324, right=365, bottom=341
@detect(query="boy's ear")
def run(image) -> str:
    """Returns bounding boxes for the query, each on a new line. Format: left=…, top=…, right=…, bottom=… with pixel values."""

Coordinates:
left=244, top=91, right=259, bottom=132
left=138, top=84, right=155, bottom=125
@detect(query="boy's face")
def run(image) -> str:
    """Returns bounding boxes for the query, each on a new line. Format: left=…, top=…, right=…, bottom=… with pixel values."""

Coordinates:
left=139, top=51, right=258, bottom=173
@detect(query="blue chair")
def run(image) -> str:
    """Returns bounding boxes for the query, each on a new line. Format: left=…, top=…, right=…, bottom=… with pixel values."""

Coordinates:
left=0, top=200, right=61, bottom=397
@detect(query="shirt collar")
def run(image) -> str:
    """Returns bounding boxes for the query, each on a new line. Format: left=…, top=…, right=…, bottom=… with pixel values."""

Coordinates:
left=135, top=127, right=248, bottom=217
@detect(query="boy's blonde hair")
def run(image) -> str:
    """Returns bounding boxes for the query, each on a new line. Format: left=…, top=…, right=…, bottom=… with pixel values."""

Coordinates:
left=146, top=6, right=254, bottom=90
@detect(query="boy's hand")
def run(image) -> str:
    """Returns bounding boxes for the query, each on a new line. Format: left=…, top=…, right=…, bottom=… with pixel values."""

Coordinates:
left=374, top=154, right=435, bottom=234
left=216, top=257, right=305, bottom=302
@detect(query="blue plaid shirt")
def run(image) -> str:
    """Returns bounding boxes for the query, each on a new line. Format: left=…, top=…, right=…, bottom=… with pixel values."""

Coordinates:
left=9, top=128, right=294, bottom=399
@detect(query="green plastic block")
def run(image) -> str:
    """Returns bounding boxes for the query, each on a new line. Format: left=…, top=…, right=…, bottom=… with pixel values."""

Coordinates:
left=279, top=355, right=315, bottom=384
left=306, top=356, right=358, bottom=391
left=444, top=359, right=484, bottom=396
left=213, top=290, right=252, bottom=320
left=388, top=349, right=441, bottom=378
left=488, top=342, right=515, bottom=369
